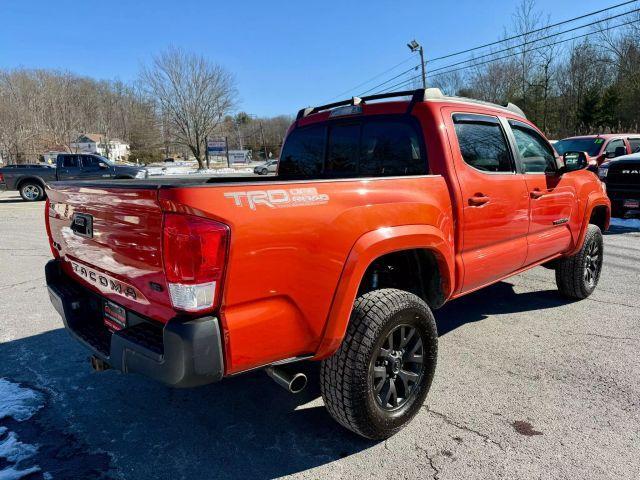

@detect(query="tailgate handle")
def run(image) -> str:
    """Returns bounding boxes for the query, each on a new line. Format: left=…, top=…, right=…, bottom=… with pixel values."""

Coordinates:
left=71, top=213, right=94, bottom=238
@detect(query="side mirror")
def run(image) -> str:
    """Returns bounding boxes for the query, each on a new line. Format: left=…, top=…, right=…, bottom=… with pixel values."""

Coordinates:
left=99, top=162, right=109, bottom=169
left=560, top=151, right=588, bottom=174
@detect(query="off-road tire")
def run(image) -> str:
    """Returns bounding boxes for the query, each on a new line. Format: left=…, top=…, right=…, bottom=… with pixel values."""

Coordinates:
left=19, top=182, right=45, bottom=201
left=555, top=224, right=603, bottom=299
left=320, top=288, right=438, bottom=439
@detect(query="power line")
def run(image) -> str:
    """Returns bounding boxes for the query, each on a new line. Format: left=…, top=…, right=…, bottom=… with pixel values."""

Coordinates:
left=428, top=7, right=640, bottom=75
left=322, top=55, right=418, bottom=102
left=373, top=18, right=637, bottom=94
left=428, top=0, right=638, bottom=63
left=330, top=0, right=638, bottom=101
left=357, top=64, right=421, bottom=96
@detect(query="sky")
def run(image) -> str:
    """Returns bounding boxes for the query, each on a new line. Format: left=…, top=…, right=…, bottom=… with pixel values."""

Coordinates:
left=0, top=0, right=615, bottom=117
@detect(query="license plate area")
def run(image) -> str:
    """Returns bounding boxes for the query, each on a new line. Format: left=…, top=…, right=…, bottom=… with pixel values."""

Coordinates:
left=623, top=199, right=640, bottom=208
left=103, top=300, right=127, bottom=332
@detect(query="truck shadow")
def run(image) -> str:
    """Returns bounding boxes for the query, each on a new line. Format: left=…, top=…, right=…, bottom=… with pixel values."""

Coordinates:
left=0, top=281, right=569, bottom=479
left=0, top=329, right=373, bottom=480
left=434, top=281, right=572, bottom=335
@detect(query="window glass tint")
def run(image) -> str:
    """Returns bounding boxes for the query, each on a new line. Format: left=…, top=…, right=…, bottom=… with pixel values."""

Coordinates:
left=82, top=156, right=102, bottom=168
left=510, top=125, right=557, bottom=173
left=454, top=117, right=513, bottom=172
left=360, top=120, right=425, bottom=176
left=554, top=138, right=603, bottom=157
left=278, top=125, right=326, bottom=177
left=629, top=138, right=640, bottom=153
left=605, top=139, right=624, bottom=155
left=61, top=155, right=79, bottom=168
left=326, top=124, right=359, bottom=176
left=278, top=117, right=426, bottom=179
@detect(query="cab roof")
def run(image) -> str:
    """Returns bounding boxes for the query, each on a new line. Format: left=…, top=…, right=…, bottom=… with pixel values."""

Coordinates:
left=296, top=88, right=526, bottom=122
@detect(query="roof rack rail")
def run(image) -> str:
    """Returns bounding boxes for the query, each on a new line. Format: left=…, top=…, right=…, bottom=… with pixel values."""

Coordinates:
left=297, top=88, right=526, bottom=120
left=297, top=89, right=427, bottom=120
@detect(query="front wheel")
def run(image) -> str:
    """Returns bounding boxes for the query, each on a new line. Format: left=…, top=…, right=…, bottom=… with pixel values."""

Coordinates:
left=555, top=224, right=603, bottom=299
left=19, top=182, right=45, bottom=201
left=320, top=288, right=438, bottom=439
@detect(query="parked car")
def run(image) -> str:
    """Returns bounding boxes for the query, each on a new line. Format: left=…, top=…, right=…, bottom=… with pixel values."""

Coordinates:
left=554, top=134, right=640, bottom=167
left=44, top=88, right=609, bottom=439
left=253, top=159, right=278, bottom=175
left=0, top=154, right=147, bottom=201
left=598, top=152, right=640, bottom=217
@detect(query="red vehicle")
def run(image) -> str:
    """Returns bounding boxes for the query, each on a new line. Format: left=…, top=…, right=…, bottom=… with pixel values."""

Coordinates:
left=554, top=134, right=640, bottom=167
left=44, top=88, right=610, bottom=439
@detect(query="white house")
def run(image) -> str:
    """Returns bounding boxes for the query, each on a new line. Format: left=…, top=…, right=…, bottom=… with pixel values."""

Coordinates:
left=70, top=134, right=130, bottom=161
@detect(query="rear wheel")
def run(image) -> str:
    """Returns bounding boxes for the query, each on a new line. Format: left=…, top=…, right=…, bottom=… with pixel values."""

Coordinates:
left=320, top=288, right=437, bottom=439
left=555, top=224, right=603, bottom=299
left=19, top=182, right=44, bottom=201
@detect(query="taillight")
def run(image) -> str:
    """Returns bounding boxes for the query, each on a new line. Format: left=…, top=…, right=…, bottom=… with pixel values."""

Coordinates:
left=0, top=173, right=4, bottom=182
left=44, top=198, right=59, bottom=259
left=162, top=213, right=229, bottom=312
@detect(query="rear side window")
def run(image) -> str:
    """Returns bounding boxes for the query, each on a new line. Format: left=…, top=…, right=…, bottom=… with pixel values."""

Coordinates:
left=453, top=114, right=513, bottom=173
left=278, top=116, right=426, bottom=179
left=629, top=138, right=640, bottom=153
left=61, top=155, right=79, bottom=168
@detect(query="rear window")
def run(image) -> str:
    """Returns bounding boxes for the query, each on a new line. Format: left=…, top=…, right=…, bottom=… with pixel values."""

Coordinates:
left=278, top=117, right=426, bottom=179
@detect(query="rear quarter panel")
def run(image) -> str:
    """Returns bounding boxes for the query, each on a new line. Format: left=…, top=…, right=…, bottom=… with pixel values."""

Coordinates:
left=159, top=176, right=454, bottom=374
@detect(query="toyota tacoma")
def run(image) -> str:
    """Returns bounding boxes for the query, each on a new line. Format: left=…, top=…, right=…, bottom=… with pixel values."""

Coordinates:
left=44, top=88, right=610, bottom=439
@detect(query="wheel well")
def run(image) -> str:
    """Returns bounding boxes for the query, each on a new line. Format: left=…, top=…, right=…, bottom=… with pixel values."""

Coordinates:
left=16, top=177, right=45, bottom=191
left=589, top=206, right=608, bottom=231
left=357, top=249, right=445, bottom=309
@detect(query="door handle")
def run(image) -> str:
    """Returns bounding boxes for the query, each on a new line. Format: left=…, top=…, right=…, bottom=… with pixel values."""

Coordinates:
left=468, top=195, right=490, bottom=206
left=530, top=189, right=545, bottom=199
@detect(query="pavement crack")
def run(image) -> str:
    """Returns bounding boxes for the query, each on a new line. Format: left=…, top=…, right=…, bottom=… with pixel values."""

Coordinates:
left=426, top=407, right=504, bottom=450
left=413, top=441, right=440, bottom=480
left=560, top=331, right=639, bottom=342
left=0, top=276, right=45, bottom=290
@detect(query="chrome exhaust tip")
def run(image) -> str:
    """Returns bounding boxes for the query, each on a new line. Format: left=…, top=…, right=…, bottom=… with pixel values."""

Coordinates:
left=265, top=366, right=307, bottom=393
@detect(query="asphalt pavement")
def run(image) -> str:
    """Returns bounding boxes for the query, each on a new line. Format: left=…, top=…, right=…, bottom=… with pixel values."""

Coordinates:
left=0, top=190, right=638, bottom=480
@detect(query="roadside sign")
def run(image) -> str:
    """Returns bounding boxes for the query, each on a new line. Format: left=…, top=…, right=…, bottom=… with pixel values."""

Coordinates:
left=207, top=139, right=226, bottom=153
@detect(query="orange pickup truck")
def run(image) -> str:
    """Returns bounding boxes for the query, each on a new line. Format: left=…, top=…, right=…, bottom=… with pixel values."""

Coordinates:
left=44, top=89, right=610, bottom=439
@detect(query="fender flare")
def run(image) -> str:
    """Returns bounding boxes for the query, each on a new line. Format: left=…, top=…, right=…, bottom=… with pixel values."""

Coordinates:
left=313, top=224, right=455, bottom=360
left=569, top=194, right=610, bottom=256
left=15, top=176, right=47, bottom=193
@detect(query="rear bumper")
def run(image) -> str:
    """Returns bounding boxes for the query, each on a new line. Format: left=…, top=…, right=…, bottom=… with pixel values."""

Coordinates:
left=45, top=259, right=224, bottom=387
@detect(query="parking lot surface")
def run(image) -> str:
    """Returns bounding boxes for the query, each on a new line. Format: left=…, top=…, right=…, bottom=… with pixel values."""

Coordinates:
left=1, top=190, right=639, bottom=479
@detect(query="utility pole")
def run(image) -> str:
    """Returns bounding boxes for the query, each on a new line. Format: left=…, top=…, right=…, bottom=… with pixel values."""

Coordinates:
left=205, top=136, right=210, bottom=169
left=225, top=136, right=230, bottom=168
left=259, top=122, right=268, bottom=161
left=407, top=39, right=426, bottom=89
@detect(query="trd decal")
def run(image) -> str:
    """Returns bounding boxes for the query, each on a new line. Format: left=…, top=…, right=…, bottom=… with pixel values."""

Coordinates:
left=224, top=188, right=329, bottom=210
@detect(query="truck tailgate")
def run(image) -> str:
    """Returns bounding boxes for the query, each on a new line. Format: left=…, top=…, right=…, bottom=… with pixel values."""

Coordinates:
left=47, top=184, right=176, bottom=322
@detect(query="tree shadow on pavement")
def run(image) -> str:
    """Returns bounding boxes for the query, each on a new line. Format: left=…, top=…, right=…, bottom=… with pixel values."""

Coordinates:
left=0, top=329, right=374, bottom=480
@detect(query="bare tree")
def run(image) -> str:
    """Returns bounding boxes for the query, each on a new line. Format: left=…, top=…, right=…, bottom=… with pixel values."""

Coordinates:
left=140, top=47, right=237, bottom=169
